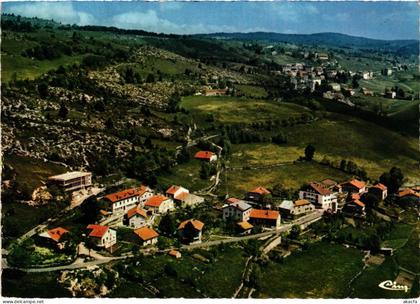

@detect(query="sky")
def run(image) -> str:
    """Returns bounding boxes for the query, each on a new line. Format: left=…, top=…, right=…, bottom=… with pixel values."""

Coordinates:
left=2, top=1, right=419, bottom=40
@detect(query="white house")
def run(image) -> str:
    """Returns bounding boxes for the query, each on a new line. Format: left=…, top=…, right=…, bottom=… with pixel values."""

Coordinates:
left=222, top=200, right=252, bottom=222
left=279, top=199, right=315, bottom=216
left=104, top=185, right=152, bottom=214
left=86, top=224, right=117, bottom=249
left=144, top=195, right=174, bottom=214
left=124, top=207, right=149, bottom=229
left=299, top=182, right=338, bottom=212
left=362, top=71, right=373, bottom=80
left=341, top=179, right=367, bottom=194
left=166, top=185, right=204, bottom=207
left=134, top=227, right=159, bottom=246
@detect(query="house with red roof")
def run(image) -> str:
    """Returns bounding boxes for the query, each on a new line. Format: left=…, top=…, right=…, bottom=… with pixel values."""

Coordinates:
left=38, top=227, right=69, bottom=250
left=194, top=151, right=217, bottom=162
left=104, top=185, right=153, bottom=214
left=134, top=226, right=159, bottom=246
left=222, top=200, right=252, bottom=222
left=341, top=179, right=367, bottom=194
left=245, top=186, right=271, bottom=204
left=123, top=206, right=149, bottom=229
left=86, top=224, right=117, bottom=249
left=299, top=182, right=338, bottom=212
left=166, top=185, right=204, bottom=208
left=343, top=199, right=366, bottom=217
left=368, top=183, right=388, bottom=201
left=279, top=199, right=315, bottom=217
left=397, top=188, right=420, bottom=204
left=178, top=219, right=205, bottom=244
left=249, top=209, right=281, bottom=228
left=144, top=195, right=174, bottom=214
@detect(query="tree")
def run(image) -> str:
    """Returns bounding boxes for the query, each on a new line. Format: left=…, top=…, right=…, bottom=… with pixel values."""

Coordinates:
left=289, top=225, right=301, bottom=239
left=37, top=82, right=49, bottom=98
left=146, top=73, right=155, bottom=83
left=159, top=214, right=177, bottom=236
left=58, top=102, right=69, bottom=119
left=304, top=144, right=315, bottom=161
left=200, top=162, right=211, bottom=179
left=379, top=167, right=404, bottom=193
left=105, top=117, right=114, bottom=129
left=362, top=193, right=379, bottom=211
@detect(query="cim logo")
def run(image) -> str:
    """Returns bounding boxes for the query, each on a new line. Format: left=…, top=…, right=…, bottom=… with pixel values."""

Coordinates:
left=378, top=280, right=409, bottom=292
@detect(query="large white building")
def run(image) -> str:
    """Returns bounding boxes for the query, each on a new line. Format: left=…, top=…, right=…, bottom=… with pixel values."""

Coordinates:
left=104, top=185, right=153, bottom=213
left=222, top=200, right=252, bottom=222
left=299, top=182, right=338, bottom=212
left=48, top=171, right=92, bottom=192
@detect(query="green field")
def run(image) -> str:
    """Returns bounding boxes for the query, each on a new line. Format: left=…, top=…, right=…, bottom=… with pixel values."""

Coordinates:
left=223, top=162, right=352, bottom=196
left=256, top=242, right=364, bottom=298
left=180, top=96, right=310, bottom=125
left=157, top=158, right=213, bottom=192
left=4, top=155, right=67, bottom=191
left=283, top=114, right=420, bottom=182
left=234, top=84, right=268, bottom=98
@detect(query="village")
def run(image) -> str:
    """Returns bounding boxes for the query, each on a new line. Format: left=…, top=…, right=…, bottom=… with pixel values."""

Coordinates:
left=10, top=145, right=417, bottom=272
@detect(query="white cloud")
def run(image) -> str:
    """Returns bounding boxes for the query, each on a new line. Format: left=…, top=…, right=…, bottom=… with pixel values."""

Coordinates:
left=111, top=10, right=239, bottom=34
left=5, top=2, right=95, bottom=26
left=269, top=3, right=319, bottom=22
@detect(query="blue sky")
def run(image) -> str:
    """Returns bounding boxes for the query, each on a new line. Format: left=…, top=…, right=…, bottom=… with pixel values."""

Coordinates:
left=3, top=1, right=419, bottom=40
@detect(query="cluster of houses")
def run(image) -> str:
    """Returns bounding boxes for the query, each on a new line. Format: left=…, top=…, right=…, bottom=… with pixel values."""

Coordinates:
left=222, top=187, right=282, bottom=234
left=40, top=178, right=207, bottom=252
left=40, top=170, right=419, bottom=256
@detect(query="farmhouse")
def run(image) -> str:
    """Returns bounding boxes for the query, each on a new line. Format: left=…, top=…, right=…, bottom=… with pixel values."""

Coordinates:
left=178, top=219, right=204, bottom=244
left=86, top=224, right=117, bottom=249
left=144, top=195, right=174, bottom=214
left=222, top=200, right=252, bottom=222
left=385, top=90, right=397, bottom=99
left=368, top=183, right=388, bottom=201
left=48, top=171, right=92, bottom=192
left=134, top=227, right=159, bottom=246
left=317, top=53, right=329, bottom=60
left=38, top=227, right=69, bottom=250
left=361, top=87, right=374, bottom=96
left=194, top=151, right=217, bottom=162
left=245, top=186, right=271, bottom=204
left=397, top=188, right=420, bottom=203
left=341, top=179, right=366, bottom=194
left=299, top=182, right=338, bottom=212
left=249, top=209, right=281, bottom=229
left=361, top=71, right=373, bottom=80
left=166, top=185, right=204, bottom=207
left=123, top=207, right=149, bottom=229
left=279, top=199, right=315, bottom=217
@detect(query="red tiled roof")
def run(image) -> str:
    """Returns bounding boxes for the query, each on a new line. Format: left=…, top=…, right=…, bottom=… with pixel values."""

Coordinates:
left=308, top=182, right=332, bottom=195
left=351, top=193, right=361, bottom=200
left=194, top=151, right=215, bottom=160
left=344, top=179, right=366, bottom=190
left=250, top=209, right=280, bottom=221
left=47, top=227, right=69, bottom=242
left=226, top=197, right=241, bottom=204
left=175, top=192, right=189, bottom=201
left=373, top=183, right=387, bottom=191
left=178, top=219, right=204, bottom=231
left=104, top=188, right=139, bottom=203
left=353, top=199, right=365, bottom=208
left=249, top=187, right=271, bottom=195
left=169, top=249, right=181, bottom=257
left=237, top=221, right=253, bottom=230
left=145, top=195, right=169, bottom=207
left=166, top=185, right=180, bottom=195
left=138, top=185, right=150, bottom=196
left=398, top=189, right=420, bottom=198
left=134, top=227, right=159, bottom=241
left=126, top=206, right=147, bottom=219
left=87, top=224, right=109, bottom=238
left=294, top=199, right=310, bottom=206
